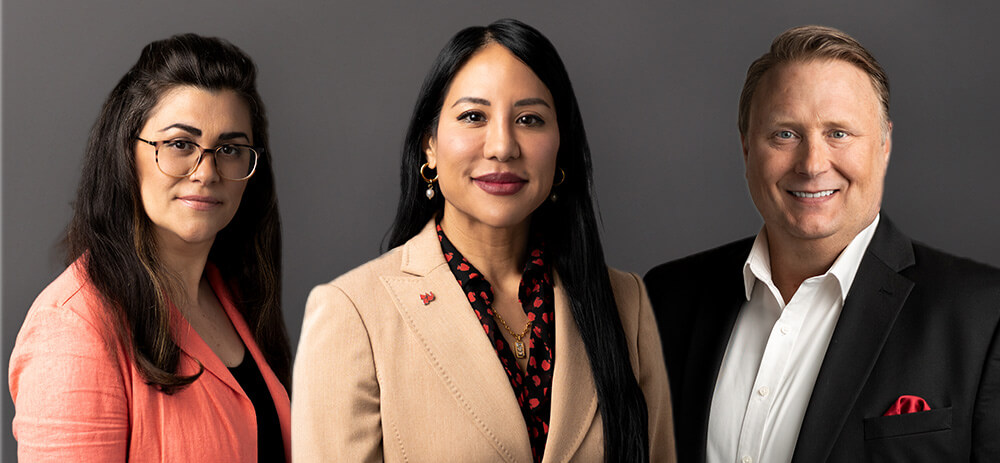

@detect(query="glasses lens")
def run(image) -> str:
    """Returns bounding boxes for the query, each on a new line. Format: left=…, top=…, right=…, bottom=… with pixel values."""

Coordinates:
left=215, top=145, right=257, bottom=180
left=158, top=140, right=201, bottom=176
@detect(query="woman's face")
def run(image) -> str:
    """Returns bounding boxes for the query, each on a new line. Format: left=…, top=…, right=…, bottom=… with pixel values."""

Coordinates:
left=426, top=42, right=560, bottom=232
left=135, top=86, right=252, bottom=250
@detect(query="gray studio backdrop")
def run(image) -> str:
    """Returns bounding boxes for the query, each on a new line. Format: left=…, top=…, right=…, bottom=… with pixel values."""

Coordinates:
left=3, top=0, right=999, bottom=459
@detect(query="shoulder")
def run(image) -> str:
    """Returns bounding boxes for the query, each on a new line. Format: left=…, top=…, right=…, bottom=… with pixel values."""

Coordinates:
left=302, top=246, right=415, bottom=332
left=16, top=260, right=115, bottom=344
left=608, top=267, right=643, bottom=301
left=902, top=241, right=1000, bottom=308
left=605, top=267, right=651, bottom=333
left=644, top=237, right=754, bottom=291
left=310, top=246, right=406, bottom=303
left=908, top=241, right=1000, bottom=285
left=10, top=261, right=127, bottom=402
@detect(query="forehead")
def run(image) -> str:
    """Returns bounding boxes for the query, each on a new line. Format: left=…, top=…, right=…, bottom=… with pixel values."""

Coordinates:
left=751, top=59, right=881, bottom=123
left=444, top=43, right=553, bottom=102
left=144, top=86, right=252, bottom=131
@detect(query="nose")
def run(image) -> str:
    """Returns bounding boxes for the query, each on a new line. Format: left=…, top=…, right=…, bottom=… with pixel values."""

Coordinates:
left=188, top=149, right=221, bottom=184
left=484, top=119, right=519, bottom=162
left=794, top=136, right=831, bottom=178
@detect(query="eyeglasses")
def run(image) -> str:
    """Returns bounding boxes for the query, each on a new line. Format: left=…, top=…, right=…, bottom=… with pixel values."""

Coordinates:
left=136, top=137, right=259, bottom=181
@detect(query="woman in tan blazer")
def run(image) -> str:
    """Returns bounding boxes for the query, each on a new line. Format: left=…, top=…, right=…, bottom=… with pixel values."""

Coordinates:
left=292, top=19, right=675, bottom=462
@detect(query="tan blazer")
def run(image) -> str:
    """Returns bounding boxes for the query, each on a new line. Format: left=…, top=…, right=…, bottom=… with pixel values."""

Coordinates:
left=292, top=221, right=675, bottom=462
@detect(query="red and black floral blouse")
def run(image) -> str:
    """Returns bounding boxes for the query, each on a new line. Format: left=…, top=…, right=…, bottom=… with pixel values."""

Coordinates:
left=437, top=223, right=556, bottom=463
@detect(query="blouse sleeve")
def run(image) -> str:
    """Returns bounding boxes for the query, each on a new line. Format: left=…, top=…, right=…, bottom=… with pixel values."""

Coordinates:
left=630, top=272, right=678, bottom=463
left=292, top=283, right=383, bottom=462
left=9, top=301, right=129, bottom=462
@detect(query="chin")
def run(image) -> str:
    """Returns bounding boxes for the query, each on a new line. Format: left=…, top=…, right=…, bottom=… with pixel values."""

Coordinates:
left=785, top=217, right=842, bottom=241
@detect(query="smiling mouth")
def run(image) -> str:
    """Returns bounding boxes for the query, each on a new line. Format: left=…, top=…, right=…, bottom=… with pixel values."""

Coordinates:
left=790, top=190, right=837, bottom=198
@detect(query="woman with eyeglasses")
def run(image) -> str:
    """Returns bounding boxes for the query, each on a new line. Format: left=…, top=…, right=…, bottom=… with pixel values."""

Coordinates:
left=292, top=19, right=675, bottom=462
left=9, top=34, right=290, bottom=461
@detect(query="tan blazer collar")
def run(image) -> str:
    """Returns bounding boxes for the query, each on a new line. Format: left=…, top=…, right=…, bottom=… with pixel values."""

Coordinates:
left=391, top=219, right=599, bottom=461
left=399, top=219, right=448, bottom=276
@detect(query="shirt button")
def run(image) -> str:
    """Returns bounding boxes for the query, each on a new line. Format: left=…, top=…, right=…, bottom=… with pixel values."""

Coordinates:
left=743, top=456, right=753, bottom=463
left=780, top=326, right=790, bottom=335
left=758, top=386, right=769, bottom=397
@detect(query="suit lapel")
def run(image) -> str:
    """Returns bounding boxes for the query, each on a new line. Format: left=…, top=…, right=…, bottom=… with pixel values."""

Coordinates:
left=689, top=250, right=749, bottom=463
left=171, top=295, right=244, bottom=396
left=542, top=276, right=598, bottom=463
left=792, top=218, right=916, bottom=462
left=381, top=221, right=532, bottom=463
left=206, top=266, right=291, bottom=456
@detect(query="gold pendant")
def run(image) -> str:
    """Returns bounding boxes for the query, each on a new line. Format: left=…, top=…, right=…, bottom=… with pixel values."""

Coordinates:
left=514, top=340, right=526, bottom=359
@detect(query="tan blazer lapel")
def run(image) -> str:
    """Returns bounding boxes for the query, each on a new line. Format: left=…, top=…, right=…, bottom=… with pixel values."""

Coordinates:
left=381, top=221, right=533, bottom=462
left=542, top=275, right=599, bottom=462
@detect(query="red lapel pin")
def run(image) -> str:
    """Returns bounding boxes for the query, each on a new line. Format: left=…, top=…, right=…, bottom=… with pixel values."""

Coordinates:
left=420, top=292, right=435, bottom=305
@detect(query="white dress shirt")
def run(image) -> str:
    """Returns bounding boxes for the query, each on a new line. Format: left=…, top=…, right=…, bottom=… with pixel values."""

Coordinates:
left=706, top=215, right=880, bottom=463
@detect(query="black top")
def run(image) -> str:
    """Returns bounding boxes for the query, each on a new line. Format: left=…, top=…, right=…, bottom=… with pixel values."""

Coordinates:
left=228, top=353, right=286, bottom=463
left=437, top=223, right=556, bottom=463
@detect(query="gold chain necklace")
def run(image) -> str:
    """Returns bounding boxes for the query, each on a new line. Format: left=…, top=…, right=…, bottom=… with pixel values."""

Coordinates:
left=492, top=311, right=532, bottom=359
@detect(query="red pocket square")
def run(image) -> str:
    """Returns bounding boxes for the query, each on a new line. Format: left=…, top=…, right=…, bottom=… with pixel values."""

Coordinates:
left=883, top=395, right=931, bottom=416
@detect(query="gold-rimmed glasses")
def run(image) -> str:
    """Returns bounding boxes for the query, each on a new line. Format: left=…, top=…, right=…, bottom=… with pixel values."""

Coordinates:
left=136, top=137, right=259, bottom=181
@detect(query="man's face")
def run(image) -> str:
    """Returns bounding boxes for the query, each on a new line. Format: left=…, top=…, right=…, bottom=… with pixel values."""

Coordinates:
left=742, top=58, right=891, bottom=252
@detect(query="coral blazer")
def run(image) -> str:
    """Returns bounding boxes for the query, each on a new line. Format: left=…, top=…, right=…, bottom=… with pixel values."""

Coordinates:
left=9, top=260, right=291, bottom=462
left=292, top=220, right=675, bottom=462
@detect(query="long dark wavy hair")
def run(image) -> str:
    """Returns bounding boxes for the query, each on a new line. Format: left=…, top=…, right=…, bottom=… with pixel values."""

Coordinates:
left=66, top=33, right=289, bottom=393
left=385, top=19, right=650, bottom=461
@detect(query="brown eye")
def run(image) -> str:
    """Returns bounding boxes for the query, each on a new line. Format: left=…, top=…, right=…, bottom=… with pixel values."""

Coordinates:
left=166, top=140, right=194, bottom=150
left=517, top=115, right=544, bottom=126
left=458, top=111, right=486, bottom=123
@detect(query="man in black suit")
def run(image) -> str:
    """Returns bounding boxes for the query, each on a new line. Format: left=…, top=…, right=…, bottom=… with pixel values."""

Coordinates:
left=645, top=25, right=1000, bottom=462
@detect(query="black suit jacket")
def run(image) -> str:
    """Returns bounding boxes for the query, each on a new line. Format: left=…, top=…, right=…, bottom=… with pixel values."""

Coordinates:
left=645, top=218, right=1000, bottom=462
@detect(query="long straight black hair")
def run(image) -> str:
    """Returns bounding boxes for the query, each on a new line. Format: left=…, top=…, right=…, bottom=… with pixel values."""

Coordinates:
left=385, top=19, right=649, bottom=461
left=66, top=34, right=290, bottom=392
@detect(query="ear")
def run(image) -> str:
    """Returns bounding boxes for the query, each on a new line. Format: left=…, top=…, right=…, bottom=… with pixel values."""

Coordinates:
left=423, top=133, right=437, bottom=169
left=882, top=120, right=893, bottom=164
left=740, top=133, right=750, bottom=165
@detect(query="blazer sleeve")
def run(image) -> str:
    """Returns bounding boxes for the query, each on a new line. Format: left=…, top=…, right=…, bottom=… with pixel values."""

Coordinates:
left=292, top=283, right=383, bottom=462
left=9, top=301, right=129, bottom=462
left=629, top=272, right=678, bottom=462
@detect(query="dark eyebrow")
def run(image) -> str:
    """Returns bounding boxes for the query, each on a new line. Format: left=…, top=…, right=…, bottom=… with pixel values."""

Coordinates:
left=451, top=97, right=490, bottom=107
left=159, top=123, right=201, bottom=136
left=218, top=132, right=251, bottom=143
left=159, top=124, right=249, bottom=143
left=514, top=98, right=550, bottom=108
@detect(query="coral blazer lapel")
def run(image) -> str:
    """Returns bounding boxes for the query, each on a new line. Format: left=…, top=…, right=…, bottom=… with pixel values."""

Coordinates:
left=207, top=266, right=292, bottom=458
left=792, top=218, right=916, bottom=462
left=171, top=265, right=293, bottom=460
left=381, top=221, right=533, bottom=463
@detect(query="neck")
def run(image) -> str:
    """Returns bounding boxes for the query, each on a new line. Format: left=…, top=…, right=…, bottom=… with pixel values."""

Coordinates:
left=439, top=211, right=529, bottom=289
left=765, top=228, right=850, bottom=304
left=156, top=232, right=214, bottom=309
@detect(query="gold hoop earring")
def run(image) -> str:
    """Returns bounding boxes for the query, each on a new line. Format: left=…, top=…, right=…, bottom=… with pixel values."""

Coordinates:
left=550, top=168, right=566, bottom=202
left=420, top=163, right=438, bottom=200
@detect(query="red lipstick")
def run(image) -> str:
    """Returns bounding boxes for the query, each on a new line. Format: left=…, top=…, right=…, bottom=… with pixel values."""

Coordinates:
left=473, top=172, right=526, bottom=196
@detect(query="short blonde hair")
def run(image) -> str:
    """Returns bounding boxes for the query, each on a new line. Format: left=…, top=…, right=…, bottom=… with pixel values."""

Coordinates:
left=738, top=25, right=890, bottom=138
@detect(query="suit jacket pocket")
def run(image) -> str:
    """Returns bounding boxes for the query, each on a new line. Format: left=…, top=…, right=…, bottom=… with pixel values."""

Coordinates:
left=863, top=407, right=954, bottom=462
left=863, top=406, right=952, bottom=440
